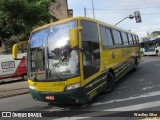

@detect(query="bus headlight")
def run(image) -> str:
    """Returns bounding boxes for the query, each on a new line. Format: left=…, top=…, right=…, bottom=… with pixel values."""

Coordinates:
left=66, top=82, right=81, bottom=90
left=29, top=85, right=35, bottom=90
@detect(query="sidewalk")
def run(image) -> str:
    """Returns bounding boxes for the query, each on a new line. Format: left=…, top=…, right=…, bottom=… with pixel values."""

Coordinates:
left=0, top=79, right=29, bottom=99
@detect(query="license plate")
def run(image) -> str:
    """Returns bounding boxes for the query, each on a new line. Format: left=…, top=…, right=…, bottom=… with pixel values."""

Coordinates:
left=45, top=96, right=54, bottom=100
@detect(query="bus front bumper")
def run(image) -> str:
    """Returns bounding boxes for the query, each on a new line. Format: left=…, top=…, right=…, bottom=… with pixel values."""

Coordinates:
left=29, top=88, right=87, bottom=104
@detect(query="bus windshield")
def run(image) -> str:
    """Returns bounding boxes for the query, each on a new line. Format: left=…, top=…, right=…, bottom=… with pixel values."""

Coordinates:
left=28, top=20, right=79, bottom=81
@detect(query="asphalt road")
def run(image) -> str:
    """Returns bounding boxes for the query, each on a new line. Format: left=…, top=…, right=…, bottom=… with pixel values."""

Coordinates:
left=0, top=56, right=160, bottom=120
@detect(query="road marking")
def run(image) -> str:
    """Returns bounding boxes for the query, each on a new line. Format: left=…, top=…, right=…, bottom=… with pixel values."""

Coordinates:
left=53, top=91, right=160, bottom=120
left=103, top=100, right=160, bottom=111
left=140, top=82, right=152, bottom=85
left=142, top=86, right=154, bottom=90
left=91, top=91, right=160, bottom=106
left=138, top=79, right=145, bottom=82
left=117, top=86, right=127, bottom=89
left=48, top=91, right=160, bottom=112
left=44, top=106, right=70, bottom=112
left=54, top=100, right=160, bottom=120
left=154, top=64, right=160, bottom=67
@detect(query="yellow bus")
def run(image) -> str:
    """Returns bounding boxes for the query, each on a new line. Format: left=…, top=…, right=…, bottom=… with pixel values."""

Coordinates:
left=12, top=17, right=140, bottom=104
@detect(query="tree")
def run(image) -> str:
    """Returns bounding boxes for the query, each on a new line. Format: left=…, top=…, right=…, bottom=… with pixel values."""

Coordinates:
left=151, top=31, right=160, bottom=35
left=0, top=0, right=57, bottom=53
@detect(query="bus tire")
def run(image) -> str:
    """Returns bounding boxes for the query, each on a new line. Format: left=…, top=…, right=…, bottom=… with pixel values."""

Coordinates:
left=141, top=51, right=144, bottom=57
left=132, top=58, right=138, bottom=72
left=22, top=74, right=27, bottom=81
left=156, top=50, right=160, bottom=56
left=104, top=72, right=115, bottom=93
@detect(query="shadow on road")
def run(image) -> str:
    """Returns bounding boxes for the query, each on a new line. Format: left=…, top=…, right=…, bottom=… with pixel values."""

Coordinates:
left=0, top=78, right=25, bottom=85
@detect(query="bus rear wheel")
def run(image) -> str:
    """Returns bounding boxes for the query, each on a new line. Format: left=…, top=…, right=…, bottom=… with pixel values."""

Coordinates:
left=132, top=58, right=138, bottom=72
left=156, top=51, right=160, bottom=56
left=141, top=51, right=144, bottom=57
left=104, top=72, right=115, bottom=93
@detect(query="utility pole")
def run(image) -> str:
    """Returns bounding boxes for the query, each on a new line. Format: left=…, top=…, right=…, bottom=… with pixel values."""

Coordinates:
left=84, top=7, right=86, bottom=17
left=92, top=0, right=95, bottom=18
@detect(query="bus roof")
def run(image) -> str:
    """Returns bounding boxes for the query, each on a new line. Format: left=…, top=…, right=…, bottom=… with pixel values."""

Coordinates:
left=151, top=35, right=160, bottom=41
left=32, top=16, right=138, bottom=35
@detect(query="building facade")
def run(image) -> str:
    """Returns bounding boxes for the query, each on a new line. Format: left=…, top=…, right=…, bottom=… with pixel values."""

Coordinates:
left=49, top=0, right=73, bottom=20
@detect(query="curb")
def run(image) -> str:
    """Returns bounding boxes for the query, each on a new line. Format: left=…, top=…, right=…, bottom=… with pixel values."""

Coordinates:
left=0, top=90, right=30, bottom=99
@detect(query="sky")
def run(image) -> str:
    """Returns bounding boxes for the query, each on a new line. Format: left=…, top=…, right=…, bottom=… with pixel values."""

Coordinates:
left=68, top=0, right=160, bottom=38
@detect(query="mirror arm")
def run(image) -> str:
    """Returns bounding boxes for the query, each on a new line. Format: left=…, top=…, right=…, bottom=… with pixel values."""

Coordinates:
left=72, top=46, right=83, bottom=52
left=78, top=48, right=83, bottom=52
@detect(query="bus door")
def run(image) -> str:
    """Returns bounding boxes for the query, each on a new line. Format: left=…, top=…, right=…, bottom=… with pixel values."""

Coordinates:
left=81, top=20, right=100, bottom=81
left=82, top=41, right=100, bottom=79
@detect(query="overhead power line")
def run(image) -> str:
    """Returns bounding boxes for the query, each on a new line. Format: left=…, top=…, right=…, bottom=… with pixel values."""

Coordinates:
left=86, top=5, right=160, bottom=11
left=142, top=13, right=160, bottom=15
left=98, top=0, right=160, bottom=8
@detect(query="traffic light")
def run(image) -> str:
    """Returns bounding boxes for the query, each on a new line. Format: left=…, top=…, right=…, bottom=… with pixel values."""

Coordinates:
left=134, top=11, right=142, bottom=23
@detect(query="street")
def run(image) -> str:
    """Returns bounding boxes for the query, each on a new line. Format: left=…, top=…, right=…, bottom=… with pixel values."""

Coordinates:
left=0, top=56, right=160, bottom=120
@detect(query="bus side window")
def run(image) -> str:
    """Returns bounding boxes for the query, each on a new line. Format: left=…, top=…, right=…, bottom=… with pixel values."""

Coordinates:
left=112, top=29, right=122, bottom=45
left=121, top=32, right=129, bottom=45
left=131, top=34, right=135, bottom=44
left=136, top=36, right=140, bottom=44
left=100, top=25, right=113, bottom=49
left=133, top=35, right=137, bottom=44
left=127, top=34, right=134, bottom=45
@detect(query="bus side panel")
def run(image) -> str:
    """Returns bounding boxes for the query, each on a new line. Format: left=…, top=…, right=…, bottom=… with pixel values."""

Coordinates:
left=13, top=56, right=27, bottom=77
left=84, top=71, right=108, bottom=101
left=0, top=54, right=27, bottom=79
left=113, top=46, right=140, bottom=80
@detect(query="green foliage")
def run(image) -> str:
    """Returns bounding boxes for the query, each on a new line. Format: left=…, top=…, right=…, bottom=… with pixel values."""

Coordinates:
left=0, top=0, right=57, bottom=52
left=151, top=31, right=160, bottom=35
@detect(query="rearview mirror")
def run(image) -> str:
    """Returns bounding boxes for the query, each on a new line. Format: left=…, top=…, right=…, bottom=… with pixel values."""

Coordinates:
left=12, top=41, right=28, bottom=60
left=69, top=27, right=82, bottom=48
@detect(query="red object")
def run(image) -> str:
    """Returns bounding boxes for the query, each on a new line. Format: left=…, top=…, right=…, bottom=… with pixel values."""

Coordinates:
left=45, top=96, right=54, bottom=100
left=13, top=56, right=27, bottom=77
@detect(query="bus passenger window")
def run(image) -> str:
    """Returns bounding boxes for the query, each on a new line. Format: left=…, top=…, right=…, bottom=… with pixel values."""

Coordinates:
left=121, top=32, right=129, bottom=45
left=131, top=34, right=136, bottom=44
left=136, top=36, right=140, bottom=44
left=128, top=34, right=134, bottom=45
left=100, top=26, right=113, bottom=48
left=112, top=30, right=122, bottom=45
left=133, top=35, right=137, bottom=44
